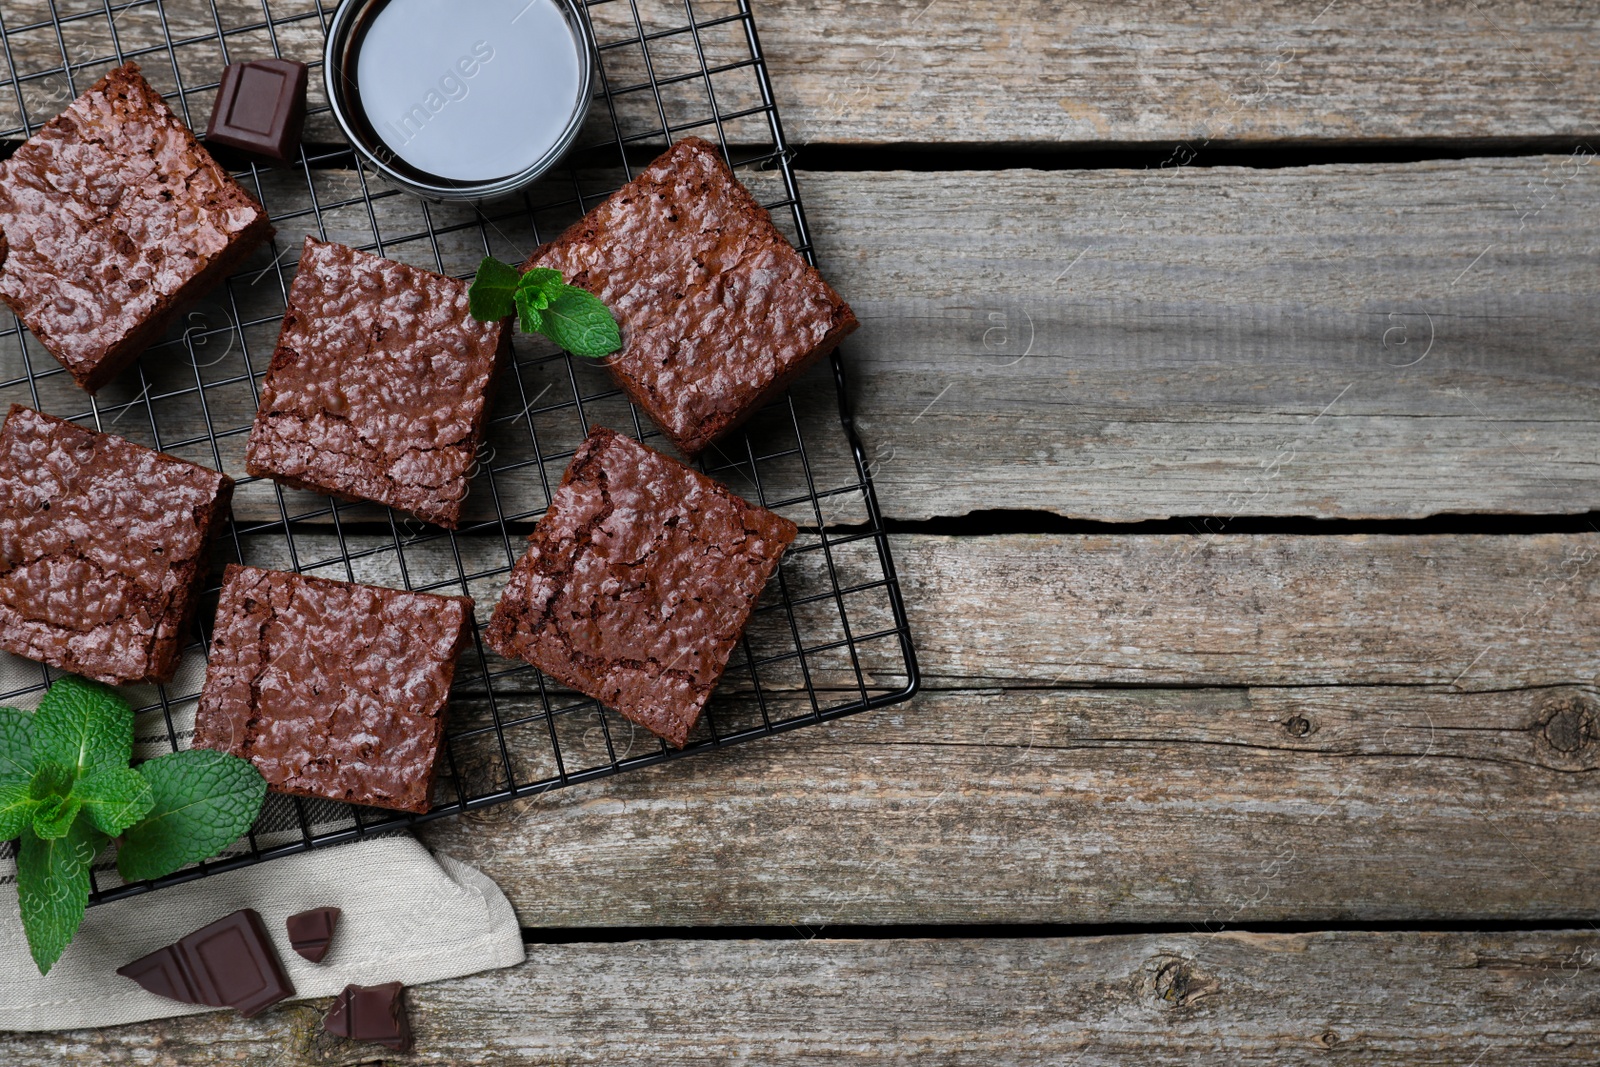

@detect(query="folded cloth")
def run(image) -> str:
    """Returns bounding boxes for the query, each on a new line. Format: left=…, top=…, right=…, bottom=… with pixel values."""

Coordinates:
left=0, top=834, right=524, bottom=1031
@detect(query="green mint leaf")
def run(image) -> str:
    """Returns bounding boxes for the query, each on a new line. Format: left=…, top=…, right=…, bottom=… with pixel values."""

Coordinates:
left=72, top=766, right=154, bottom=837
left=30, top=761, right=73, bottom=800
left=0, top=781, right=38, bottom=840
left=467, top=256, right=523, bottom=322
left=538, top=285, right=623, bottom=359
left=17, top=820, right=106, bottom=974
left=516, top=267, right=563, bottom=305
left=514, top=287, right=546, bottom=335
left=0, top=706, right=34, bottom=784
left=31, top=793, right=83, bottom=840
left=116, top=749, right=266, bottom=883
left=33, top=676, right=132, bottom=783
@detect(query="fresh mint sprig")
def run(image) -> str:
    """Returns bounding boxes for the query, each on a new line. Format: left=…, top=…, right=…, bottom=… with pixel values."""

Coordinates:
left=468, top=257, right=622, bottom=359
left=0, top=677, right=267, bottom=974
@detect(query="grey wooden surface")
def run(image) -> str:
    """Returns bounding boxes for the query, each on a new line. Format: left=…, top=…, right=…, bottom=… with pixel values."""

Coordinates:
left=6, top=1, right=1596, bottom=147
left=36, top=156, right=1600, bottom=525
left=1, top=0, right=1597, bottom=1064
left=4, top=931, right=1599, bottom=1066
left=415, top=533, right=1600, bottom=927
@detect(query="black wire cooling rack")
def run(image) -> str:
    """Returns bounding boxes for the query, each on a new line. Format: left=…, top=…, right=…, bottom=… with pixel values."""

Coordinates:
left=0, top=0, right=918, bottom=905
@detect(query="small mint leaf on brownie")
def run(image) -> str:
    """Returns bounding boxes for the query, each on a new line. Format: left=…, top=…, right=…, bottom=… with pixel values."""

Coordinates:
left=539, top=285, right=622, bottom=359
left=514, top=287, right=546, bottom=335
left=467, top=256, right=522, bottom=321
left=116, top=748, right=265, bottom=883
left=516, top=267, right=563, bottom=305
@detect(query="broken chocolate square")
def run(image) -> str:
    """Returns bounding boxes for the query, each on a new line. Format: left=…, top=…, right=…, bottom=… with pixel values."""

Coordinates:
left=116, top=909, right=294, bottom=1017
left=286, top=906, right=341, bottom=963
left=325, top=981, right=413, bottom=1052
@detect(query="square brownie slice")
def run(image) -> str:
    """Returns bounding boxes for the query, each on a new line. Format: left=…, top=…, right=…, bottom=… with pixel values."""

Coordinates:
left=486, top=426, right=798, bottom=747
left=0, top=63, right=273, bottom=392
left=0, top=405, right=234, bottom=685
left=522, top=138, right=857, bottom=457
left=246, top=238, right=504, bottom=528
left=193, top=565, right=473, bottom=814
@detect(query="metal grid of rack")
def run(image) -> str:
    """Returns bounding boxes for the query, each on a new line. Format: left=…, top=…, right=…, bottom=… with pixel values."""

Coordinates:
left=0, top=0, right=918, bottom=904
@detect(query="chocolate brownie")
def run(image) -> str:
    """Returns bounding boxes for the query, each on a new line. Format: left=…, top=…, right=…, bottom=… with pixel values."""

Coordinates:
left=523, top=138, right=857, bottom=457
left=0, top=63, right=273, bottom=392
left=245, top=238, right=504, bottom=528
left=0, top=405, right=234, bottom=685
left=486, top=426, right=797, bottom=747
left=193, top=565, right=472, bottom=814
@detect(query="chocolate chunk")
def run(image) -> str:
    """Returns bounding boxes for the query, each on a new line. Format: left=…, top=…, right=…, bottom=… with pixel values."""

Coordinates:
left=116, top=909, right=294, bottom=1017
left=286, top=907, right=341, bottom=963
left=205, top=58, right=308, bottom=162
left=325, top=982, right=413, bottom=1052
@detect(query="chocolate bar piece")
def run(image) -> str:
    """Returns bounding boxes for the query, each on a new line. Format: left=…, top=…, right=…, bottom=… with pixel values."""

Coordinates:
left=286, top=907, right=341, bottom=963
left=325, top=982, right=413, bottom=1052
left=116, top=909, right=294, bottom=1017
left=205, top=58, right=308, bottom=162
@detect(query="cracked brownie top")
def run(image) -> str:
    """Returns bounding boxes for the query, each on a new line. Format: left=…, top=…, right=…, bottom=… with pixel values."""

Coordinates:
left=486, top=426, right=797, bottom=747
left=523, top=137, right=857, bottom=457
left=0, top=404, right=234, bottom=684
left=245, top=237, right=503, bottom=528
left=0, top=63, right=271, bottom=391
left=193, top=564, right=472, bottom=815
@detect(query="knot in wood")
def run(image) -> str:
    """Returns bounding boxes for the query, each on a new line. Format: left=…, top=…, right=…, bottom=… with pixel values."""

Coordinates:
left=1147, top=954, right=1215, bottom=1010
left=1539, top=693, right=1597, bottom=754
left=1315, top=1029, right=1342, bottom=1049
left=1284, top=715, right=1313, bottom=738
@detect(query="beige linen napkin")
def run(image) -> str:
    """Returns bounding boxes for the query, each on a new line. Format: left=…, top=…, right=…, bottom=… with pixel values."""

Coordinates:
left=0, top=652, right=524, bottom=1031
left=0, top=833, right=525, bottom=1031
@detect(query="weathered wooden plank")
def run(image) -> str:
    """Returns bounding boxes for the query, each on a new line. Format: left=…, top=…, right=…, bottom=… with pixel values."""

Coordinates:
left=425, top=684, right=1600, bottom=927
left=803, top=159, right=1600, bottom=521
left=16, top=158, right=1594, bottom=524
left=762, top=0, right=1600, bottom=148
left=211, top=530, right=1599, bottom=693
left=891, top=533, right=1600, bottom=690
left=4, top=931, right=1597, bottom=1065
left=1, top=1, right=1594, bottom=147
left=398, top=533, right=1600, bottom=926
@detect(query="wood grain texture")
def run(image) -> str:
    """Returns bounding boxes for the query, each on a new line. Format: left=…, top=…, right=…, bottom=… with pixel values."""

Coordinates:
left=424, top=684, right=1600, bottom=928
left=759, top=0, right=1600, bottom=148
left=890, top=533, right=1600, bottom=690
left=21, top=158, right=1595, bottom=525
left=400, top=532, right=1600, bottom=927
left=1, top=1, right=1594, bottom=148
left=4, top=931, right=1597, bottom=1065
left=801, top=159, right=1600, bottom=521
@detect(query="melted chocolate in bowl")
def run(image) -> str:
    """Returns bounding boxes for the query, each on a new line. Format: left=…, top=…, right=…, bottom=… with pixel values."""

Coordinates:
left=326, top=0, right=593, bottom=199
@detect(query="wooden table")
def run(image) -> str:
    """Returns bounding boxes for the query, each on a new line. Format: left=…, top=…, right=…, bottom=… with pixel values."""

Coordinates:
left=4, top=0, right=1600, bottom=1062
